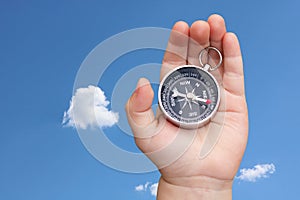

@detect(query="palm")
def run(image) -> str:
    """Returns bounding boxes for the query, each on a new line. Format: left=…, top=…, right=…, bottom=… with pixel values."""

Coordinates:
left=126, top=15, right=248, bottom=185
left=157, top=85, right=248, bottom=182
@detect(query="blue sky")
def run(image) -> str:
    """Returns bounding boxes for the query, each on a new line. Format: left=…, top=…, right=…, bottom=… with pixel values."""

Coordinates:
left=1, top=0, right=300, bottom=199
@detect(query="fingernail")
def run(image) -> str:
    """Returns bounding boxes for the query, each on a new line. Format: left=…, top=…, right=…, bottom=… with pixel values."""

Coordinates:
left=136, top=77, right=150, bottom=90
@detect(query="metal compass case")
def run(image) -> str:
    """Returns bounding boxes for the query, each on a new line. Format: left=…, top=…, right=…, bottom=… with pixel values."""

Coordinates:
left=158, top=47, right=223, bottom=129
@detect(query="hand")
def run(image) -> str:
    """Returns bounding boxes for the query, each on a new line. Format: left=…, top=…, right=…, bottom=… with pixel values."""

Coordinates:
left=126, top=14, right=248, bottom=199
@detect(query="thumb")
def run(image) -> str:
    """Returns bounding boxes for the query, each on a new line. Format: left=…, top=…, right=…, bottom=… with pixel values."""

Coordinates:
left=125, top=78, right=155, bottom=132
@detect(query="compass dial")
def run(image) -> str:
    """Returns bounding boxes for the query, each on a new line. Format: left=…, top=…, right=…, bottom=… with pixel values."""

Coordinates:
left=158, top=65, right=220, bottom=129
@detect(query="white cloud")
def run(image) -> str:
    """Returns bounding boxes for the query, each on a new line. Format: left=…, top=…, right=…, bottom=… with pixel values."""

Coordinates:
left=135, top=184, right=144, bottom=191
left=145, top=182, right=150, bottom=190
left=135, top=182, right=158, bottom=196
left=135, top=182, right=150, bottom=191
left=62, top=85, right=119, bottom=129
left=236, top=163, right=276, bottom=182
left=149, top=183, right=158, bottom=196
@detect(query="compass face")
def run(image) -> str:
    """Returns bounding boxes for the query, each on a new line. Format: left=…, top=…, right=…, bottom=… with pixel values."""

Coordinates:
left=158, top=65, right=220, bottom=128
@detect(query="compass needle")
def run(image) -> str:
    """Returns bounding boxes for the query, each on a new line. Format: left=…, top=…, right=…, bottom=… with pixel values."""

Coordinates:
left=172, top=88, right=178, bottom=97
left=177, top=98, right=186, bottom=102
left=192, top=100, right=199, bottom=105
left=159, top=50, right=222, bottom=128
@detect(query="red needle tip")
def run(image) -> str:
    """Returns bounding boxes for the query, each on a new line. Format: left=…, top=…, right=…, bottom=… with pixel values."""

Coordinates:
left=206, top=99, right=211, bottom=104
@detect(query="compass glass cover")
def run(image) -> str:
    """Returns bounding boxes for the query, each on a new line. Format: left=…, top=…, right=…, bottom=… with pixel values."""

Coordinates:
left=159, top=66, right=219, bottom=125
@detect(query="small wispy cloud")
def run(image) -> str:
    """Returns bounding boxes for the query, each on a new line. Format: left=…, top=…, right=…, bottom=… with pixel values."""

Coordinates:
left=149, top=183, right=158, bottom=196
left=236, top=163, right=276, bottom=182
left=135, top=182, right=158, bottom=196
left=62, top=85, right=119, bottom=129
left=135, top=182, right=150, bottom=191
left=135, top=184, right=145, bottom=191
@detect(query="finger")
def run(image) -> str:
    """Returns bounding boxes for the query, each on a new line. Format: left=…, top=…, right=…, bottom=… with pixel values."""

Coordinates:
left=125, top=78, right=155, bottom=132
left=187, top=20, right=210, bottom=65
left=160, top=21, right=189, bottom=81
left=207, top=14, right=226, bottom=76
left=208, top=14, right=226, bottom=54
left=222, top=32, right=245, bottom=96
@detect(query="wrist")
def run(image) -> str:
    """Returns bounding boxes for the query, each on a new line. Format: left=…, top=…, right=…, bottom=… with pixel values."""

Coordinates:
left=157, top=176, right=232, bottom=200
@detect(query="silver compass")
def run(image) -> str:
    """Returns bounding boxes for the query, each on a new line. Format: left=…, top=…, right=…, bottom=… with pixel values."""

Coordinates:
left=158, top=47, right=222, bottom=129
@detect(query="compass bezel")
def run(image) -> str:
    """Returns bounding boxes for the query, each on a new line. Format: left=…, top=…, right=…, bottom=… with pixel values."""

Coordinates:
left=158, top=65, right=221, bottom=129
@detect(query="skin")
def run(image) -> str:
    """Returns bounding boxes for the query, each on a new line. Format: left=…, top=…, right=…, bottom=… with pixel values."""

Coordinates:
left=126, top=14, right=248, bottom=199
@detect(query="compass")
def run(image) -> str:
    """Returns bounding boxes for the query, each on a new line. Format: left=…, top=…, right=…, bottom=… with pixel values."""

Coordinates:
left=158, top=47, right=222, bottom=129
